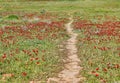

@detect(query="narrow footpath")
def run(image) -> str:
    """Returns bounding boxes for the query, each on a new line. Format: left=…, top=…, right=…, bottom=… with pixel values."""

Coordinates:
left=47, top=14, right=83, bottom=83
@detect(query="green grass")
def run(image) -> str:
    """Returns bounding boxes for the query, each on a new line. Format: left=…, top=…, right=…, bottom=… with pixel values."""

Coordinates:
left=73, top=14, right=120, bottom=83
left=0, top=11, right=68, bottom=82
left=0, top=0, right=120, bottom=82
left=77, top=33, right=120, bottom=83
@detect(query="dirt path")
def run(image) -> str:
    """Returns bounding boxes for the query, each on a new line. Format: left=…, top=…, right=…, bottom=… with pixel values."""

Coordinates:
left=47, top=15, right=83, bottom=83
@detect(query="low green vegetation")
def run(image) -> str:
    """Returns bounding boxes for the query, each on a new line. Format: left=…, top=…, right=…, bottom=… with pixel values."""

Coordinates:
left=0, top=0, right=120, bottom=82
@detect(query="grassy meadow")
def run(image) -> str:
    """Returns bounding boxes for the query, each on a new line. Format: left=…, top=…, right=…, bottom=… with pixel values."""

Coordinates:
left=0, top=0, right=120, bottom=83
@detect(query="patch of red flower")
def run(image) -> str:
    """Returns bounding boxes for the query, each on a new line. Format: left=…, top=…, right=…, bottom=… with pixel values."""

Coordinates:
left=22, top=72, right=27, bottom=76
left=36, top=62, right=40, bottom=65
left=74, top=20, right=120, bottom=37
left=35, top=57, right=39, bottom=60
left=2, top=53, right=7, bottom=59
left=32, top=48, right=39, bottom=55
left=0, top=29, right=4, bottom=35
left=91, top=70, right=96, bottom=74
left=103, top=68, right=107, bottom=72
left=95, top=73, right=99, bottom=77
left=96, top=68, right=99, bottom=71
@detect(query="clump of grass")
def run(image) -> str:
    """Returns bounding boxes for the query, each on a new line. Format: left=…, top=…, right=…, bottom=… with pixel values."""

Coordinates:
left=6, top=15, right=19, bottom=20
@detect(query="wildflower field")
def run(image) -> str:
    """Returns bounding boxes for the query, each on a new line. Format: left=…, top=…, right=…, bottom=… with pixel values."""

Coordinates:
left=0, top=0, right=120, bottom=83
